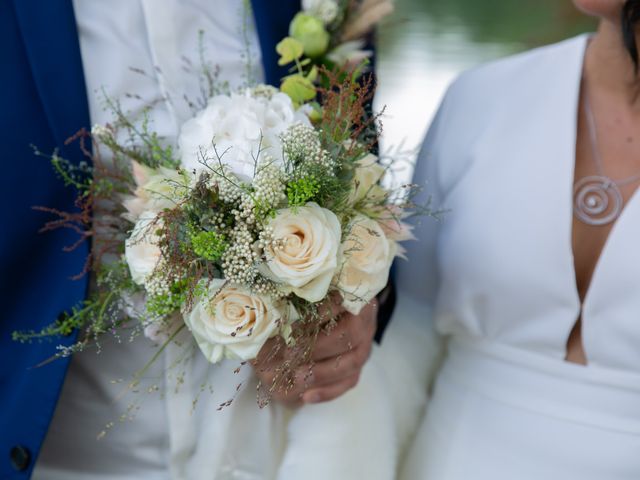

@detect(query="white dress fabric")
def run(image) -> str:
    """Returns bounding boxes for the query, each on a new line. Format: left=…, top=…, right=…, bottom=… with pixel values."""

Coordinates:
left=398, top=34, right=640, bottom=479
left=33, top=2, right=405, bottom=479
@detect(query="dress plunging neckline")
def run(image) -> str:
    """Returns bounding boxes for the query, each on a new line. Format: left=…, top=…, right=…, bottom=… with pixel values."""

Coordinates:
left=565, top=36, right=640, bottom=352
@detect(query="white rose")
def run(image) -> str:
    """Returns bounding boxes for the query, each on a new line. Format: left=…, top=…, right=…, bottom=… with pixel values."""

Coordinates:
left=122, top=161, right=189, bottom=222
left=348, top=153, right=386, bottom=205
left=184, top=279, right=284, bottom=363
left=178, top=88, right=310, bottom=180
left=262, top=202, right=341, bottom=302
left=124, top=211, right=163, bottom=286
left=302, top=0, right=339, bottom=24
left=335, top=214, right=396, bottom=314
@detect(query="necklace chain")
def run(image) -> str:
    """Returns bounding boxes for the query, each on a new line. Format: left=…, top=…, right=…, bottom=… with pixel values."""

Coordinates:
left=572, top=92, right=639, bottom=226
left=583, top=94, right=640, bottom=187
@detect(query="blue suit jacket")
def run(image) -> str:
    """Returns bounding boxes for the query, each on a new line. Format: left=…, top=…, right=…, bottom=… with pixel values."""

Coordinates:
left=0, top=1, right=298, bottom=477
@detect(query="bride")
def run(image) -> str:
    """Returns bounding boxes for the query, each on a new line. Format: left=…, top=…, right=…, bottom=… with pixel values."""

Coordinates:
left=398, top=0, right=640, bottom=478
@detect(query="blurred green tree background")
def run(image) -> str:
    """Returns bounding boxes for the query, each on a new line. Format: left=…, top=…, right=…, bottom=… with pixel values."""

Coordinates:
left=375, top=0, right=596, bottom=181
left=407, top=0, right=594, bottom=47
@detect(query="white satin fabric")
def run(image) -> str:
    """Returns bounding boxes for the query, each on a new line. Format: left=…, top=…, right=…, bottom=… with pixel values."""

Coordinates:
left=403, top=338, right=640, bottom=479
left=33, top=2, right=412, bottom=479
left=398, top=34, right=640, bottom=479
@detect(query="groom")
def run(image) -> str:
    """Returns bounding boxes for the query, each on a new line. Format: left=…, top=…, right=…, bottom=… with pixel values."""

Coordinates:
left=0, top=0, right=393, bottom=477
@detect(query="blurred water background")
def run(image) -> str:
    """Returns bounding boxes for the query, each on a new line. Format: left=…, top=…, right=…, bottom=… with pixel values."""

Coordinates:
left=375, top=0, right=596, bottom=184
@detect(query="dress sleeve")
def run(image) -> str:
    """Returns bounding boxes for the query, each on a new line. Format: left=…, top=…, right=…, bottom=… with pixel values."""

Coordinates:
left=391, top=87, right=452, bottom=366
left=397, top=90, right=449, bottom=310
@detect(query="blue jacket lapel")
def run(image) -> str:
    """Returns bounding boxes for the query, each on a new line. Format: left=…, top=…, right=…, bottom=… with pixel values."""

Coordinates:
left=251, top=0, right=300, bottom=86
left=12, top=0, right=91, bottom=149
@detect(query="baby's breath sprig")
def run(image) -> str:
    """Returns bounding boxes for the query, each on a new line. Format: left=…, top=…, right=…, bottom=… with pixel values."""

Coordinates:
left=252, top=160, right=287, bottom=219
left=146, top=279, right=190, bottom=318
left=281, top=123, right=335, bottom=175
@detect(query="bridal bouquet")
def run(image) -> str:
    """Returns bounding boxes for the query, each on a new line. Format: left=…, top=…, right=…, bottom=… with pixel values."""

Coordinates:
left=16, top=0, right=415, bottom=399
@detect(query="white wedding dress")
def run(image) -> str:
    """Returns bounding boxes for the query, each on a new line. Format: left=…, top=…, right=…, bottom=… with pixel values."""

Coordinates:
left=397, top=34, right=640, bottom=479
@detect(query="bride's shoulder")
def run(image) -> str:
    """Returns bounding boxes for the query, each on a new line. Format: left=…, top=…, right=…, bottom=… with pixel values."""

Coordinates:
left=446, top=34, right=588, bottom=106
left=423, top=35, right=587, bottom=196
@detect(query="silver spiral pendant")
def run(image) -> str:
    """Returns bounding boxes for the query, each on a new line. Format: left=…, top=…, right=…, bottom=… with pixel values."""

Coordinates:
left=573, top=175, right=623, bottom=226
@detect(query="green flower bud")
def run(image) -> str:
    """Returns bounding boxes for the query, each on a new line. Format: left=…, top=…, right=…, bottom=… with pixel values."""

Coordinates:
left=289, top=13, right=330, bottom=58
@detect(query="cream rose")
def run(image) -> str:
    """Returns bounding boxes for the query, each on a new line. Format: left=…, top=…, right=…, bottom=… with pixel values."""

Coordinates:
left=377, top=205, right=415, bottom=260
left=184, top=280, right=284, bottom=363
left=124, top=211, right=163, bottom=286
left=348, top=153, right=386, bottom=205
left=335, top=214, right=396, bottom=314
left=123, top=161, right=189, bottom=222
left=262, top=202, right=341, bottom=302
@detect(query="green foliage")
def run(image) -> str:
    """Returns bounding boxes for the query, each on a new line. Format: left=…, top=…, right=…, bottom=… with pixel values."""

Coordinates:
left=12, top=259, right=135, bottom=344
left=148, top=131, right=176, bottom=168
left=11, top=309, right=81, bottom=342
left=99, top=96, right=180, bottom=171
left=416, top=0, right=594, bottom=47
left=146, top=279, right=209, bottom=318
left=276, top=37, right=305, bottom=66
left=306, top=101, right=323, bottom=122
left=98, top=257, right=135, bottom=289
left=12, top=290, right=118, bottom=343
left=190, top=230, right=227, bottom=261
left=147, top=281, right=189, bottom=318
left=252, top=197, right=278, bottom=222
left=287, top=176, right=320, bottom=207
left=40, top=150, right=93, bottom=194
left=281, top=74, right=317, bottom=106
left=92, top=177, right=115, bottom=197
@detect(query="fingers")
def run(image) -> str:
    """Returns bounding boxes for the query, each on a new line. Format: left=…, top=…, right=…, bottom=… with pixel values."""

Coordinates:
left=302, top=341, right=371, bottom=389
left=302, top=373, right=361, bottom=404
left=252, top=299, right=379, bottom=407
left=315, top=291, right=346, bottom=324
left=311, top=307, right=377, bottom=361
left=253, top=362, right=314, bottom=409
left=253, top=342, right=371, bottom=407
left=253, top=336, right=285, bottom=366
